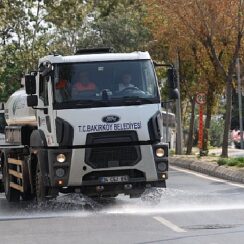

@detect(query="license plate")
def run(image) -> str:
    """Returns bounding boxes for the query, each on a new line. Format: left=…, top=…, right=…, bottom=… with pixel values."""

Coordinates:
left=100, top=175, right=129, bottom=183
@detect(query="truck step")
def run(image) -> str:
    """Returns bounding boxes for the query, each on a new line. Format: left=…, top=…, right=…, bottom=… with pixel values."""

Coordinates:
left=8, top=169, right=23, bottom=179
left=8, top=158, right=23, bottom=166
left=9, top=182, right=24, bottom=192
left=7, top=157, right=24, bottom=192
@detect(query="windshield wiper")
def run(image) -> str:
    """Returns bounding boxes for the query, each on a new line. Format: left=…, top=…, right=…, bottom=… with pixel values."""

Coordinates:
left=121, top=96, right=155, bottom=105
left=76, top=99, right=110, bottom=107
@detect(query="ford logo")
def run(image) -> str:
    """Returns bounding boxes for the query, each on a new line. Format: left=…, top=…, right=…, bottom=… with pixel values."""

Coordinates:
left=102, top=115, right=120, bottom=123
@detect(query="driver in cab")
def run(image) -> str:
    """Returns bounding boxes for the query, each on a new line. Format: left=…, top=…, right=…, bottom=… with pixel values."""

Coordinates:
left=118, top=72, right=135, bottom=91
left=71, top=70, right=97, bottom=98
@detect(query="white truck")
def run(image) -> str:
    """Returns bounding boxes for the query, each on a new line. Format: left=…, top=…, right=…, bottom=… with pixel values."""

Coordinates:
left=0, top=49, right=178, bottom=202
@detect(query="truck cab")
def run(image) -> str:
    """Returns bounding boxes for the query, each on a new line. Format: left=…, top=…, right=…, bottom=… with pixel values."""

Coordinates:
left=1, top=49, right=178, bottom=201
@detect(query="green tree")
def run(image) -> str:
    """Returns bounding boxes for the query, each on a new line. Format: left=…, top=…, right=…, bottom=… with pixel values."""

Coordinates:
left=0, top=0, right=52, bottom=100
left=145, top=0, right=244, bottom=157
left=44, top=0, right=93, bottom=54
left=81, top=0, right=151, bottom=52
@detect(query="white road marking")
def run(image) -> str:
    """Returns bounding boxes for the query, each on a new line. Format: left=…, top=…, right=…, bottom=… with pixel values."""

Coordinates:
left=170, top=165, right=244, bottom=188
left=153, top=216, right=186, bottom=233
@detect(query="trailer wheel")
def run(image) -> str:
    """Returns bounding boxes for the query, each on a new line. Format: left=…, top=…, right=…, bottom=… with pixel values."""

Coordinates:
left=0, top=154, right=4, bottom=193
left=3, top=158, right=20, bottom=202
left=0, top=182, right=4, bottom=193
left=35, top=162, right=49, bottom=202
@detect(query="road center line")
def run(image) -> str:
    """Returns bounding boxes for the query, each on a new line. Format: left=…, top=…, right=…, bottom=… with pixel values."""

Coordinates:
left=153, top=216, right=186, bottom=233
left=170, top=165, right=244, bottom=188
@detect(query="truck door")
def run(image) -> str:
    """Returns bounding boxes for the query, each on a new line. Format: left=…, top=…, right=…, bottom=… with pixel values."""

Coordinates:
left=37, top=72, right=54, bottom=146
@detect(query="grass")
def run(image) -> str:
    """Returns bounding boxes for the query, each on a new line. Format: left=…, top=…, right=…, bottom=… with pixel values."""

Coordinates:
left=217, top=157, right=244, bottom=168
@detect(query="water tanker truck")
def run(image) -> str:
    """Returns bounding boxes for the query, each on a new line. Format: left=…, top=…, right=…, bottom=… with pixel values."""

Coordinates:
left=0, top=48, right=178, bottom=202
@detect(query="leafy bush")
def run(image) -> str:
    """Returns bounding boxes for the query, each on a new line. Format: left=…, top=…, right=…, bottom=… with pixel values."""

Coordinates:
left=169, top=149, right=175, bottom=156
left=227, top=161, right=237, bottom=166
left=218, top=157, right=244, bottom=167
left=217, top=158, right=228, bottom=166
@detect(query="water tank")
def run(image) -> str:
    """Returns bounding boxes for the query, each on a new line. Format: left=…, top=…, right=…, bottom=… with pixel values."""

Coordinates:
left=5, top=89, right=37, bottom=126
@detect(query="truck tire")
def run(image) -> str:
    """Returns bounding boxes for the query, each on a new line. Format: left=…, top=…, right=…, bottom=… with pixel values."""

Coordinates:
left=0, top=156, right=4, bottom=193
left=21, top=192, right=35, bottom=201
left=21, top=156, right=35, bottom=201
left=3, top=159, right=20, bottom=202
left=35, top=162, right=49, bottom=202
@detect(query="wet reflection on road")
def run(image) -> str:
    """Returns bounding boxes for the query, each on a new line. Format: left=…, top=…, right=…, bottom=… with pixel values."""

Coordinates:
left=1, top=184, right=244, bottom=220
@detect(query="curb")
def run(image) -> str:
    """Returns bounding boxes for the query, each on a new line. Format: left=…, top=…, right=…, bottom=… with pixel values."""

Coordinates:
left=170, top=156, right=244, bottom=184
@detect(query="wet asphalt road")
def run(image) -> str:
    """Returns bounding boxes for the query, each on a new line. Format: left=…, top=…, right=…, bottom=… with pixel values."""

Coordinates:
left=1, top=166, right=244, bottom=244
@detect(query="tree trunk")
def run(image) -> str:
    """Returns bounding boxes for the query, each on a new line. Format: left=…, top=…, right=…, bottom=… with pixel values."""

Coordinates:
left=222, top=78, right=233, bottom=157
left=186, top=97, right=196, bottom=155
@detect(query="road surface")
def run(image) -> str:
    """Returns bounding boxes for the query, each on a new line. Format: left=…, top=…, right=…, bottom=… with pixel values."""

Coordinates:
left=0, top=166, right=244, bottom=244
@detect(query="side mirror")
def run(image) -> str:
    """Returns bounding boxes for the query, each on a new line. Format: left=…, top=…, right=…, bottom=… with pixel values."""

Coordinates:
left=25, top=74, right=36, bottom=94
left=167, top=67, right=179, bottom=100
left=167, top=68, right=177, bottom=89
left=27, top=95, right=38, bottom=107
left=169, top=88, right=179, bottom=100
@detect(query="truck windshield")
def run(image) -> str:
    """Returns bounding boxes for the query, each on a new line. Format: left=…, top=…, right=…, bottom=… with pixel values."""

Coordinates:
left=53, top=60, right=159, bottom=108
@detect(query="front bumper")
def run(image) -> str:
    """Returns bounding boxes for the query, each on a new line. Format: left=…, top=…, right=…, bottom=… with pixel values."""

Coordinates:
left=45, top=142, right=169, bottom=190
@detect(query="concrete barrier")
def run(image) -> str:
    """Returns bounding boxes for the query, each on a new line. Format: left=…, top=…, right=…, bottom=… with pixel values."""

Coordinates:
left=170, top=156, right=244, bottom=184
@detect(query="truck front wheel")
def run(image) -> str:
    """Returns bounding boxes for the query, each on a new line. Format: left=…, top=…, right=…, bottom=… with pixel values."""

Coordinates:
left=35, top=162, right=49, bottom=202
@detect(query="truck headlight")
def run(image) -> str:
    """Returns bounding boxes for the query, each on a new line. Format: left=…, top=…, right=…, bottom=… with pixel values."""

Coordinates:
left=155, top=148, right=165, bottom=157
left=57, top=154, right=66, bottom=163
left=55, top=168, right=65, bottom=178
